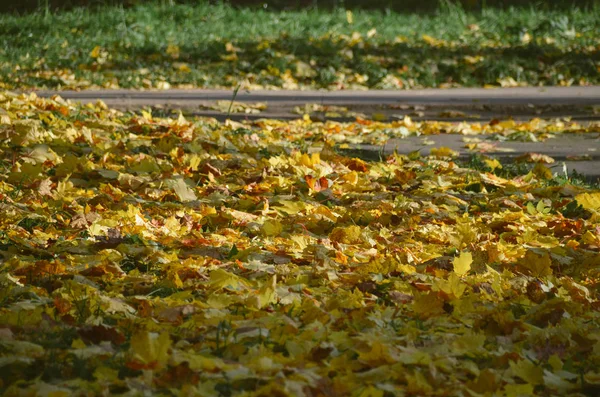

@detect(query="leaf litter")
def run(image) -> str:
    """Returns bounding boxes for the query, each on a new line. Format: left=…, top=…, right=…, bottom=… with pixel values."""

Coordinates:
left=0, top=91, right=600, bottom=396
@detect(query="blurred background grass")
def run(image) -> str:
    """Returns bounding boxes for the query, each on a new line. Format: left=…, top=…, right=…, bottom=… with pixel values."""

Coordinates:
left=1, top=0, right=597, bottom=89
left=3, top=0, right=598, bottom=13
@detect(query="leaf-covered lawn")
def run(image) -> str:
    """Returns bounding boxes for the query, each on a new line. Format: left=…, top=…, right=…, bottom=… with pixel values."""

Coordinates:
left=1, top=91, right=600, bottom=396
left=1, top=2, right=599, bottom=90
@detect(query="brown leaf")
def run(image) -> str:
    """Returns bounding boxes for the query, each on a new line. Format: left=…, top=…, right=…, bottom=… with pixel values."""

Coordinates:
left=389, top=291, right=413, bottom=304
left=515, top=152, right=555, bottom=164
left=70, top=213, right=89, bottom=229
left=345, top=158, right=368, bottom=172
left=38, top=178, right=53, bottom=196
left=395, top=169, right=417, bottom=184
left=78, top=325, right=126, bottom=346
left=80, top=263, right=125, bottom=278
left=157, top=305, right=197, bottom=324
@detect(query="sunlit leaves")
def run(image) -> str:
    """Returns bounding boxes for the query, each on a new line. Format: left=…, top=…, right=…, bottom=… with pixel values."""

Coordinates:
left=575, top=192, right=600, bottom=211
left=438, top=272, right=467, bottom=298
left=330, top=225, right=362, bottom=244
left=0, top=92, right=599, bottom=396
left=208, top=269, right=248, bottom=291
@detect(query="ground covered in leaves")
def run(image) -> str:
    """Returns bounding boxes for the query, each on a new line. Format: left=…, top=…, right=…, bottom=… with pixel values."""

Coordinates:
left=1, top=91, right=600, bottom=396
left=1, top=2, right=599, bottom=90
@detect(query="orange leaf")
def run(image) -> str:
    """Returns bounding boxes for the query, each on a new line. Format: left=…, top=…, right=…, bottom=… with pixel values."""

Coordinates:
left=304, top=175, right=329, bottom=192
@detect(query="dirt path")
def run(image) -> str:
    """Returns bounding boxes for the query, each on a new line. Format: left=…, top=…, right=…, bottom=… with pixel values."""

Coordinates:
left=35, top=86, right=600, bottom=122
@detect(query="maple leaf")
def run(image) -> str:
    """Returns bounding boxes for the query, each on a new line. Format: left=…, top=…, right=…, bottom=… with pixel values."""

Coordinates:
left=519, top=249, right=553, bottom=277
left=37, top=178, right=53, bottom=196
left=169, top=178, right=197, bottom=202
left=2, top=92, right=600, bottom=396
left=515, top=152, right=555, bottom=164
left=438, top=272, right=467, bottom=298
left=430, top=146, right=459, bottom=158
left=412, top=292, right=445, bottom=318
left=128, top=332, right=171, bottom=370
left=262, top=219, right=283, bottom=237
left=453, top=252, right=472, bottom=276
left=509, top=359, right=544, bottom=386
left=247, top=275, right=277, bottom=309
left=575, top=192, right=600, bottom=211
left=329, top=225, right=362, bottom=244
left=208, top=269, right=248, bottom=291
left=304, top=174, right=330, bottom=192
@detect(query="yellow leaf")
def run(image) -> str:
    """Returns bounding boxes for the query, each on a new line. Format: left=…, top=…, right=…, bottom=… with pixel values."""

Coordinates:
left=358, top=340, right=395, bottom=365
left=248, top=275, right=277, bottom=309
left=343, top=170, right=359, bottom=185
left=166, top=43, right=180, bottom=59
left=468, top=369, right=500, bottom=394
left=295, top=152, right=320, bottom=168
left=90, top=46, right=101, bottom=58
left=515, top=152, right=555, bottom=164
left=130, top=157, right=160, bottom=174
left=329, top=225, right=362, bottom=244
left=412, top=292, right=444, bottom=317
left=581, top=230, right=599, bottom=245
left=430, top=146, right=459, bottom=158
left=206, top=293, right=238, bottom=309
left=141, top=109, right=153, bottom=121
left=331, top=288, right=365, bottom=310
left=94, top=366, right=119, bottom=382
left=346, top=10, right=353, bottom=24
left=509, top=359, right=544, bottom=385
left=519, top=249, right=553, bottom=277
left=407, top=369, right=434, bottom=394
left=532, top=162, right=552, bottom=179
left=548, top=354, right=563, bottom=371
left=174, top=62, right=191, bottom=72
left=422, top=34, right=438, bottom=45
left=71, top=338, right=86, bottom=349
left=262, top=219, right=283, bottom=237
left=439, top=272, right=467, bottom=298
left=584, top=371, right=600, bottom=385
left=484, top=158, right=502, bottom=171
left=156, top=81, right=171, bottom=90
left=130, top=332, right=171, bottom=370
left=575, top=192, right=600, bottom=211
left=452, top=332, right=485, bottom=354
left=504, top=383, right=534, bottom=397
left=453, top=252, right=472, bottom=276
left=274, top=200, right=309, bottom=215
left=171, top=178, right=197, bottom=202
left=25, top=144, right=62, bottom=165
left=167, top=271, right=183, bottom=289
left=209, top=269, right=246, bottom=290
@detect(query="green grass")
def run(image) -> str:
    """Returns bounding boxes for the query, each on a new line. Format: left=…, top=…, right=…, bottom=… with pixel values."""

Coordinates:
left=0, top=0, right=598, bottom=90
